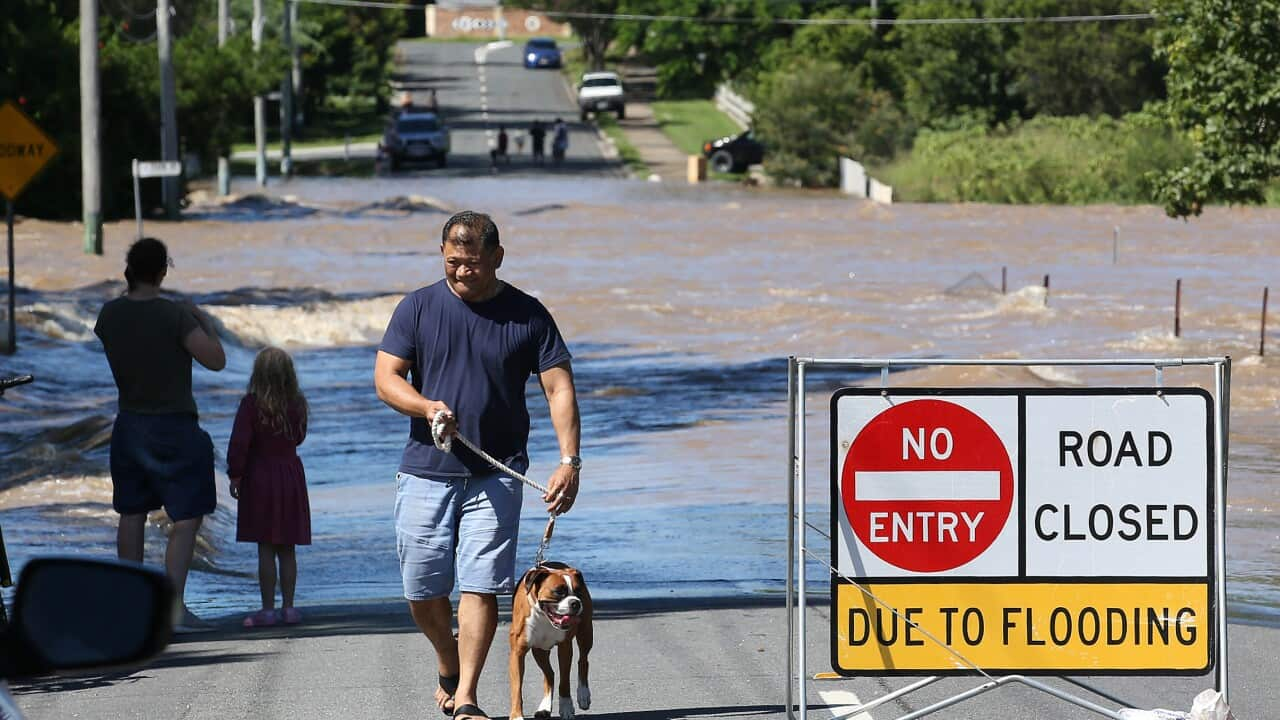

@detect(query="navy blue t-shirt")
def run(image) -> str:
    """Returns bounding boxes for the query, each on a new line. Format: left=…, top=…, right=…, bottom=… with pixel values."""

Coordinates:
left=379, top=279, right=571, bottom=479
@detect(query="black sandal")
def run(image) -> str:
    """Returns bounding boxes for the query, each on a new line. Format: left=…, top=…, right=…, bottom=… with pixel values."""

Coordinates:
left=452, top=703, right=489, bottom=720
left=438, top=674, right=459, bottom=716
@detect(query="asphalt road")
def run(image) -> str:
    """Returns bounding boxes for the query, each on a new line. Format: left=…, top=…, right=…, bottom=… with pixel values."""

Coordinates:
left=389, top=40, right=621, bottom=178
left=10, top=599, right=1277, bottom=720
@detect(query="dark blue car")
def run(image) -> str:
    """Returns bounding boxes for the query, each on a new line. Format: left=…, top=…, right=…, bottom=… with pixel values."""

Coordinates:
left=523, top=38, right=561, bottom=69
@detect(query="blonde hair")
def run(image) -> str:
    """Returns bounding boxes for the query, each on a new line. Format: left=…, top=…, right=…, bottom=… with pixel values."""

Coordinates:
left=248, top=347, right=308, bottom=439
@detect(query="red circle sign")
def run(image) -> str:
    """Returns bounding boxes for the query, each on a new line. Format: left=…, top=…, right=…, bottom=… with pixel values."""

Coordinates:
left=842, top=399, right=1013, bottom=573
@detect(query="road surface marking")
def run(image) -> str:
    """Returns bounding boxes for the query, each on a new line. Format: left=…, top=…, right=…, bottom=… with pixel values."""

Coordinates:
left=818, top=689, right=875, bottom=720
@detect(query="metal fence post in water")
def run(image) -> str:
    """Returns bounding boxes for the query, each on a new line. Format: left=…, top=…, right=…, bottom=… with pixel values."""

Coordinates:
left=1261, top=287, right=1269, bottom=357
left=1175, top=278, right=1182, bottom=338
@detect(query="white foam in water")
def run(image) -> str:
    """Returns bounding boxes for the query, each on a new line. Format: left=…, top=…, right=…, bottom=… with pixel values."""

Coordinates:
left=952, top=285, right=1052, bottom=321
left=1024, top=364, right=1083, bottom=386
left=1107, top=327, right=1185, bottom=353
left=205, top=295, right=401, bottom=348
left=17, top=302, right=98, bottom=342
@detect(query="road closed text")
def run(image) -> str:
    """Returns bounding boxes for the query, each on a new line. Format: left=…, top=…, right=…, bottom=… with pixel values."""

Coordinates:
left=833, top=582, right=1210, bottom=673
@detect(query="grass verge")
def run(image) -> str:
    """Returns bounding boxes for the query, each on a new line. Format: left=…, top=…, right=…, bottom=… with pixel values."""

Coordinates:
left=230, top=158, right=376, bottom=178
left=233, top=97, right=385, bottom=153
left=595, top=114, right=649, bottom=177
left=651, top=100, right=742, bottom=156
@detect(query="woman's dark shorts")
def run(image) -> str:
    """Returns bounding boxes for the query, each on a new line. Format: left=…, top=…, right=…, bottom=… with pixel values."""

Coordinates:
left=110, top=411, right=216, bottom=521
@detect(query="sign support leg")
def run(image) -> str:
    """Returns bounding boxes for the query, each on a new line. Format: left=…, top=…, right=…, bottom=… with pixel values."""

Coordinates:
left=5, top=198, right=13, bottom=355
left=786, top=357, right=796, bottom=720
left=1214, top=358, right=1231, bottom=701
left=796, top=361, right=808, bottom=720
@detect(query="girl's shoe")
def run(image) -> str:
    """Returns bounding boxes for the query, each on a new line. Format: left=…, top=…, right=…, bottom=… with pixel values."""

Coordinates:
left=242, top=609, right=279, bottom=628
left=281, top=607, right=303, bottom=625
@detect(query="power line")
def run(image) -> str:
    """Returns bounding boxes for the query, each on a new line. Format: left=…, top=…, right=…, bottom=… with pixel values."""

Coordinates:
left=294, top=0, right=420, bottom=9
left=287, top=0, right=1156, bottom=27
left=537, top=9, right=1156, bottom=26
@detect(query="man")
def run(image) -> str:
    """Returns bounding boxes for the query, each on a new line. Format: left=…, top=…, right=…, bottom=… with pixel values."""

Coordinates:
left=551, top=118, right=568, bottom=167
left=529, top=120, right=547, bottom=165
left=374, top=211, right=581, bottom=720
left=94, top=237, right=226, bottom=632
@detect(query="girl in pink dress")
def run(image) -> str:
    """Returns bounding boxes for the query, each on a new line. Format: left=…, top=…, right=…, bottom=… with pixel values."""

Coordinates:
left=228, top=347, right=311, bottom=628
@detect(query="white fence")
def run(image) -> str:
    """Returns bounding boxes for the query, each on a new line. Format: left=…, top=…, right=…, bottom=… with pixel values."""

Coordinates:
left=840, top=157, right=894, bottom=204
left=714, top=84, right=754, bottom=130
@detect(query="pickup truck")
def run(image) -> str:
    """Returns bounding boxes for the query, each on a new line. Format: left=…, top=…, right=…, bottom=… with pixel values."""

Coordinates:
left=577, top=72, right=625, bottom=121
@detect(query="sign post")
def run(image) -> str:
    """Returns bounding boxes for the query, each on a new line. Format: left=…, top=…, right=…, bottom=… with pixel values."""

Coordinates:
left=0, top=100, right=60, bottom=354
left=132, top=159, right=183, bottom=240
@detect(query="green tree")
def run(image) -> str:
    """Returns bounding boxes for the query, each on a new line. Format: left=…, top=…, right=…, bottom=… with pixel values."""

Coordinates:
left=0, top=1, right=84, bottom=218
left=1004, top=0, right=1164, bottom=117
left=298, top=3, right=406, bottom=115
left=754, top=57, right=905, bottom=187
left=1152, top=0, right=1280, bottom=217
left=621, top=0, right=804, bottom=98
left=755, top=6, right=896, bottom=95
left=888, top=0, right=1022, bottom=128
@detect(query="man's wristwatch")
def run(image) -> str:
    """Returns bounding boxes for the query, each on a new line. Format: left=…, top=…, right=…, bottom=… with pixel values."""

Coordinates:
left=560, top=455, right=582, bottom=469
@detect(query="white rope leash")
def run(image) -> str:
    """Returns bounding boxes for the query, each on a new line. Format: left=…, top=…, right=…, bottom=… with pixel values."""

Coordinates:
left=431, top=410, right=558, bottom=564
left=430, top=410, right=550, bottom=495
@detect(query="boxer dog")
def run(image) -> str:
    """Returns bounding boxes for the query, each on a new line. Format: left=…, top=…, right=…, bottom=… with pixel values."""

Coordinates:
left=509, top=562, right=593, bottom=720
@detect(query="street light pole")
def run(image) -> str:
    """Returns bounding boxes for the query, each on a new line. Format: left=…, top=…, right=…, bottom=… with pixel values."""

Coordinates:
left=217, top=0, right=232, bottom=195
left=281, top=0, right=294, bottom=177
left=157, top=0, right=180, bottom=219
left=80, top=0, right=103, bottom=255
left=253, top=0, right=268, bottom=187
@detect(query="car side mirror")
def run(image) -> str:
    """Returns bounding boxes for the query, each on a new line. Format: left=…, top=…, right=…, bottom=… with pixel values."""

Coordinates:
left=4, top=558, right=173, bottom=677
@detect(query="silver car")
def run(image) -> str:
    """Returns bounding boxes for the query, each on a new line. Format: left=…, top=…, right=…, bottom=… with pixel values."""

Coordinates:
left=383, top=111, right=450, bottom=169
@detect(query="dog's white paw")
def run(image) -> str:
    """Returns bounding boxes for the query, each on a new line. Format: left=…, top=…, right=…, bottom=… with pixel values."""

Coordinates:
left=535, top=692, right=554, bottom=718
left=577, top=685, right=592, bottom=711
left=559, top=696, right=575, bottom=720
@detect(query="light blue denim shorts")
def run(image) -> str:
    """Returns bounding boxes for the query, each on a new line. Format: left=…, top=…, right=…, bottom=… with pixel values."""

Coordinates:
left=394, top=470, right=523, bottom=600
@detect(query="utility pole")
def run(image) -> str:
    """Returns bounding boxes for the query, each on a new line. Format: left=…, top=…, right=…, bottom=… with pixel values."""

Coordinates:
left=291, top=0, right=303, bottom=127
left=280, top=0, right=294, bottom=177
left=157, top=0, right=179, bottom=219
left=217, top=0, right=231, bottom=195
left=80, top=0, right=103, bottom=254
left=253, top=0, right=268, bottom=187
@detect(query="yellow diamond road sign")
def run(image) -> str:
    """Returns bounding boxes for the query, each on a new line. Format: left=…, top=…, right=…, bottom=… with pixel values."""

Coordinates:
left=0, top=101, right=59, bottom=201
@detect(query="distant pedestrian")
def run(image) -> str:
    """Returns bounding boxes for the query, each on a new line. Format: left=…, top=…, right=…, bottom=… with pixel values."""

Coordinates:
left=488, top=133, right=500, bottom=172
left=94, top=237, right=226, bottom=633
left=429, top=89, right=439, bottom=114
left=530, top=120, right=547, bottom=165
left=551, top=117, right=568, bottom=167
left=497, top=126, right=509, bottom=165
left=228, top=346, right=311, bottom=629
left=514, top=132, right=526, bottom=156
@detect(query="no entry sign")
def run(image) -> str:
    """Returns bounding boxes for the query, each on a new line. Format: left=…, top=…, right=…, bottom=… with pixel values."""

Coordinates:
left=841, top=399, right=1014, bottom=573
left=829, top=388, right=1214, bottom=676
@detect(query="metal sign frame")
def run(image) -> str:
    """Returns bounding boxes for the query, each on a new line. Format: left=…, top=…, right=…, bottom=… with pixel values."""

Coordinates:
left=786, top=356, right=1231, bottom=720
left=131, top=159, right=183, bottom=240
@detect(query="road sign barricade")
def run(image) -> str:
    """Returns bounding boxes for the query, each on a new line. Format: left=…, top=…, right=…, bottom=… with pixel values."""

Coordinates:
left=786, top=357, right=1231, bottom=720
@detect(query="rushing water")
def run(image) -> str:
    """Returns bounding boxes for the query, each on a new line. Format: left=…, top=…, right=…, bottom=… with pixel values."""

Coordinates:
left=1, top=177, right=1277, bottom=623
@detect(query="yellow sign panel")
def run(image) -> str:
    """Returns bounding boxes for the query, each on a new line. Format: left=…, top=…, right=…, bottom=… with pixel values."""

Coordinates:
left=834, top=582, right=1210, bottom=674
left=0, top=101, right=59, bottom=200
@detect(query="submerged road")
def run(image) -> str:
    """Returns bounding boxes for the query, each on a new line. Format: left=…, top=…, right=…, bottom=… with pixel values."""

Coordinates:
left=230, top=41, right=621, bottom=179
left=388, top=40, right=621, bottom=178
